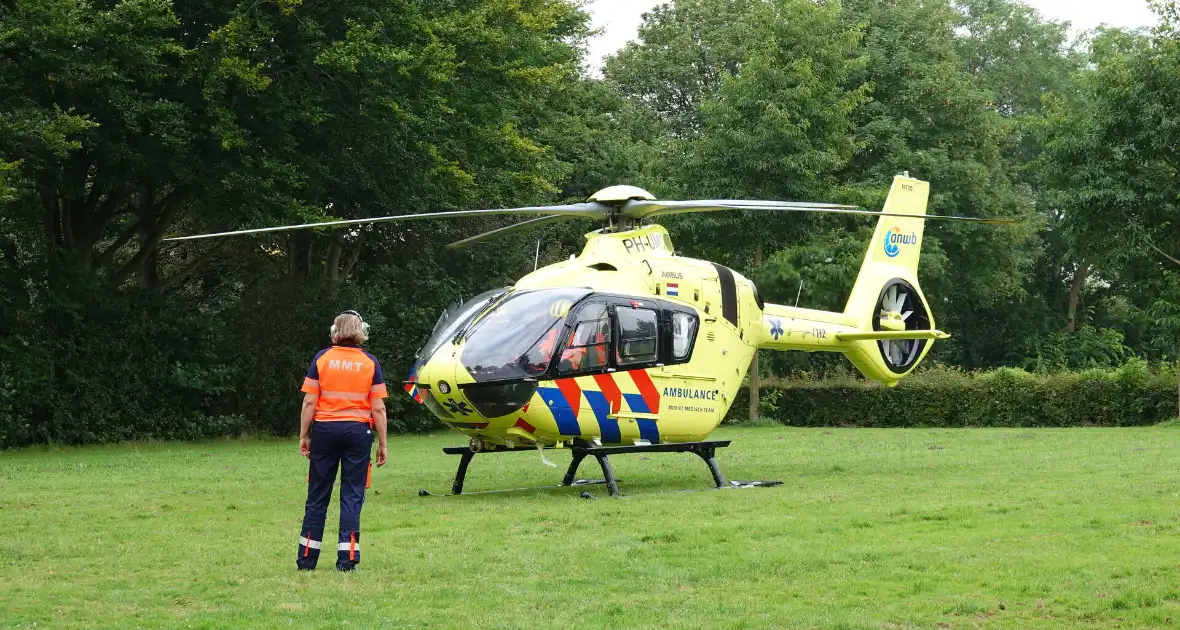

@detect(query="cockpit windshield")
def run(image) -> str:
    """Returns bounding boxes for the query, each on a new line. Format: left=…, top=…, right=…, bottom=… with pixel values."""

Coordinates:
left=417, top=287, right=510, bottom=362
left=460, top=287, right=592, bottom=382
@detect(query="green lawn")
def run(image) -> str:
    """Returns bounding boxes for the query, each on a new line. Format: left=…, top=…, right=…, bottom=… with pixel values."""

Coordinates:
left=2, top=426, right=1179, bottom=628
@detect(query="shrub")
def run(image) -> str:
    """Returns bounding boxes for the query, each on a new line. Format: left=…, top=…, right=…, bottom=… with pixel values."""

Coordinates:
left=726, top=363, right=1180, bottom=428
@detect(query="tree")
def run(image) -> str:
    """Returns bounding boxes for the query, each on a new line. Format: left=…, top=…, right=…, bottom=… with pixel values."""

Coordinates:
left=604, top=0, right=768, bottom=139
left=832, top=0, right=1039, bottom=368
left=953, top=0, right=1077, bottom=118
left=0, top=0, right=597, bottom=446
left=604, top=0, right=870, bottom=276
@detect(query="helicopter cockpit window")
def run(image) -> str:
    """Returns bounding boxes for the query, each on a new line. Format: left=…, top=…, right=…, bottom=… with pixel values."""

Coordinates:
left=558, top=303, right=611, bottom=374
left=616, top=307, right=659, bottom=365
left=460, top=288, right=591, bottom=382
left=417, top=287, right=509, bottom=363
left=671, top=312, right=698, bottom=361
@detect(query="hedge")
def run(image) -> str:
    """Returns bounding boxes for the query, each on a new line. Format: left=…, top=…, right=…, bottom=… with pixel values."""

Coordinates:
left=724, top=361, right=1180, bottom=428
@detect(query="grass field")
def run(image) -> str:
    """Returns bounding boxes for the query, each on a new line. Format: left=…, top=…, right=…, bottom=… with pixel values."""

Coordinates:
left=2, top=425, right=1179, bottom=629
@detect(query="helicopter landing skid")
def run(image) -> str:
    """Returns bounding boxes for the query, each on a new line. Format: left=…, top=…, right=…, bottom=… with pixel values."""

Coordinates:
left=440, top=440, right=736, bottom=497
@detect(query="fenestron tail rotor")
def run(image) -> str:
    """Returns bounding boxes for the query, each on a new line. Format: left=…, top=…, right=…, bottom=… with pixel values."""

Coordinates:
left=874, top=279, right=930, bottom=373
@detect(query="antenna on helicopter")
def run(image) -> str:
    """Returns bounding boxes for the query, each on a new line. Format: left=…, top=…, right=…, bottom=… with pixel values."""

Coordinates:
left=791, top=279, right=804, bottom=327
left=534, top=239, right=540, bottom=271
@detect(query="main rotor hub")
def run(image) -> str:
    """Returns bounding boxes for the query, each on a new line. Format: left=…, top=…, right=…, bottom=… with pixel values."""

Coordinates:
left=588, top=185, right=655, bottom=204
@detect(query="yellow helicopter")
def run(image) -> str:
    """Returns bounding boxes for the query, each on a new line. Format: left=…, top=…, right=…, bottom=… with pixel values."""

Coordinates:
left=167, top=174, right=1012, bottom=495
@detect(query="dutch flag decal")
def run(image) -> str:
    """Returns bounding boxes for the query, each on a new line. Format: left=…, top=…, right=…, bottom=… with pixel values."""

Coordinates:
left=666, top=283, right=679, bottom=297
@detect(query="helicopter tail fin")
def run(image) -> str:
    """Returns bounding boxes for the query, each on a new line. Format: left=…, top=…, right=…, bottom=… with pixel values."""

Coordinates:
left=838, top=174, right=941, bottom=383
left=843, top=174, right=929, bottom=317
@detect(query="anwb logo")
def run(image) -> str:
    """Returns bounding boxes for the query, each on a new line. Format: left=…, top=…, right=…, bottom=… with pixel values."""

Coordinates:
left=884, top=227, right=917, bottom=258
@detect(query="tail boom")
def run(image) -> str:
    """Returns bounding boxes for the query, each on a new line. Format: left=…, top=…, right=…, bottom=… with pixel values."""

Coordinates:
left=755, top=305, right=948, bottom=350
left=757, top=305, right=856, bottom=352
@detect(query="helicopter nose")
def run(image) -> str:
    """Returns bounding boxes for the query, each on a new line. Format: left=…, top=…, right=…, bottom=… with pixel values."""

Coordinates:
left=411, top=348, right=537, bottom=421
left=411, top=357, right=478, bottom=420
left=453, top=381, right=538, bottom=419
left=422, top=371, right=537, bottom=421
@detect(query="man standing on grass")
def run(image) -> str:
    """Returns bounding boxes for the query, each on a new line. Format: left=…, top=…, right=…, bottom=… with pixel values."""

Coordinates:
left=296, top=310, right=389, bottom=571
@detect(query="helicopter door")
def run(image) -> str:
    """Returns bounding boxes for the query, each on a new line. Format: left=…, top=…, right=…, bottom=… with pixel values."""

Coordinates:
left=654, top=309, right=699, bottom=378
left=700, top=277, right=720, bottom=322
left=711, top=263, right=739, bottom=328
left=614, top=306, right=660, bottom=368
left=555, top=302, right=612, bottom=376
left=736, top=279, right=762, bottom=344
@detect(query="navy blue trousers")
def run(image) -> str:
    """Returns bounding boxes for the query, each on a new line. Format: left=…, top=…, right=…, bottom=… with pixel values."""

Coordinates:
left=297, top=421, right=372, bottom=571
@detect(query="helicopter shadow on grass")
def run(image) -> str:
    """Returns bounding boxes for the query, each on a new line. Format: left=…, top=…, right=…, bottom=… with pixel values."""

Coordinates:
left=419, top=481, right=771, bottom=501
left=415, top=452, right=773, bottom=501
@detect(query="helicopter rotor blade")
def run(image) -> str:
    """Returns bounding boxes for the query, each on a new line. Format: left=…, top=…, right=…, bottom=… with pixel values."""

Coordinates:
left=446, top=214, right=576, bottom=249
left=621, top=199, right=858, bottom=219
left=621, top=199, right=1020, bottom=224
left=162, top=202, right=612, bottom=242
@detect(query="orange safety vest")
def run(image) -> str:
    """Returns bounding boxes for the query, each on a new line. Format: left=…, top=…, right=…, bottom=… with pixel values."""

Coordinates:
left=302, top=344, right=387, bottom=488
left=301, top=345, right=388, bottom=423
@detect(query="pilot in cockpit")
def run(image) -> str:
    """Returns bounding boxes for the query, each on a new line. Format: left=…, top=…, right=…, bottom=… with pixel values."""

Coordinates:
left=558, top=307, right=610, bottom=373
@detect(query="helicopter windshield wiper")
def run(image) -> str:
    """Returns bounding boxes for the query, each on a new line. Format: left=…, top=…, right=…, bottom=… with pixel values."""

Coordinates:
left=452, top=291, right=513, bottom=344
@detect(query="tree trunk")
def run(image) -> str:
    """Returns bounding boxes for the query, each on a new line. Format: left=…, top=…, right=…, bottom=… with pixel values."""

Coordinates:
left=113, top=186, right=188, bottom=285
left=326, top=233, right=344, bottom=283
left=141, top=249, right=159, bottom=287
left=1065, top=258, right=1091, bottom=332
left=748, top=243, right=763, bottom=422
left=94, top=217, right=142, bottom=270
left=342, top=234, right=364, bottom=280
left=160, top=241, right=228, bottom=291
left=288, top=232, right=313, bottom=279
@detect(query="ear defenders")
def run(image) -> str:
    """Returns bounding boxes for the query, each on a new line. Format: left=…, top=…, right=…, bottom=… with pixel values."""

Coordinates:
left=330, top=310, right=371, bottom=339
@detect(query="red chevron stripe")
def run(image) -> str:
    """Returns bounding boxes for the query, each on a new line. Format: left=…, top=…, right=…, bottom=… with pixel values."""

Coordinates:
left=628, top=369, right=661, bottom=413
left=515, top=418, right=537, bottom=434
left=555, top=378, right=582, bottom=418
left=593, top=373, right=623, bottom=414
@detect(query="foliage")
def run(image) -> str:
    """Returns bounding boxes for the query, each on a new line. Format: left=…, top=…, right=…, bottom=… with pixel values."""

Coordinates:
left=1020, top=325, right=1134, bottom=371
left=605, top=0, right=872, bottom=272
left=832, top=0, right=1041, bottom=368
left=729, top=361, right=1179, bottom=427
left=953, top=0, right=1077, bottom=119
left=4, top=0, right=1180, bottom=447
left=0, top=0, right=592, bottom=447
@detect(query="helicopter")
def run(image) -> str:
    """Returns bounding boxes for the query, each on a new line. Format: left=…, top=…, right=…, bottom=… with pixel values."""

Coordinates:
left=166, top=174, right=1013, bottom=495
